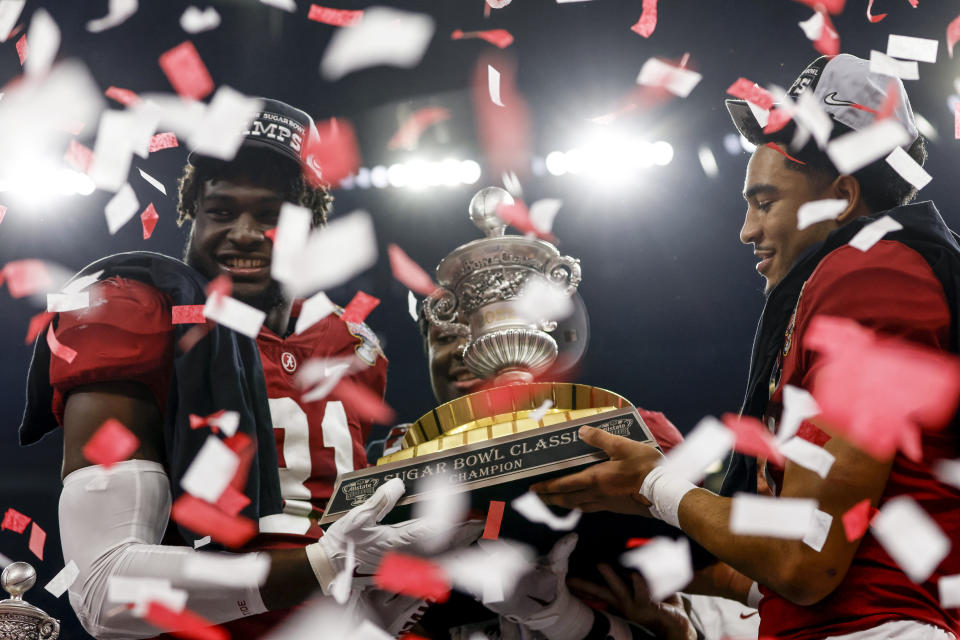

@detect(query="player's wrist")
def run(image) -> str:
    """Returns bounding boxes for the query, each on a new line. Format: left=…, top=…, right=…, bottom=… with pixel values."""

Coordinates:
left=638, top=466, right=697, bottom=528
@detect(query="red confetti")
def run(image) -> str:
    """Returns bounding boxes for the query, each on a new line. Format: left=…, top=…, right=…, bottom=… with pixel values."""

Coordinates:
left=205, top=274, right=232, bottom=300
left=793, top=0, right=845, bottom=14
left=626, top=537, right=652, bottom=548
left=949, top=15, right=960, bottom=58
left=329, top=377, right=396, bottom=424
left=59, top=120, right=85, bottom=136
left=149, top=132, right=180, bottom=153
left=450, top=28, right=514, bottom=48
left=1, top=508, right=31, bottom=533
left=726, top=78, right=774, bottom=111
left=400, top=634, right=431, bottom=640
left=763, top=108, right=793, bottom=135
left=158, top=41, right=214, bottom=101
left=264, top=228, right=276, bottom=242
left=28, top=522, right=45, bottom=560
left=144, top=602, right=228, bottom=640
left=482, top=500, right=505, bottom=540
left=764, top=142, right=806, bottom=165
left=388, top=107, right=452, bottom=151
left=387, top=244, right=437, bottom=296
left=215, top=485, right=250, bottom=517
left=814, top=9, right=840, bottom=57
left=472, top=53, right=531, bottom=179
left=842, top=498, right=877, bottom=542
left=307, top=4, right=364, bottom=26
left=82, top=418, right=140, bottom=468
left=46, top=324, right=78, bottom=364
left=141, top=203, right=159, bottom=239
left=866, top=0, right=887, bottom=22
left=375, top=552, right=451, bottom=602
left=172, top=305, right=207, bottom=325
left=497, top=200, right=556, bottom=242
left=15, top=34, right=26, bottom=65
left=721, top=413, right=785, bottom=466
left=178, top=324, right=212, bottom=353
left=341, top=290, right=380, bottom=324
left=64, top=139, right=94, bottom=173
left=2, top=259, right=52, bottom=298
left=630, top=0, right=658, bottom=38
left=171, top=494, right=257, bottom=549
left=25, top=311, right=54, bottom=344
left=105, top=86, right=141, bottom=107
left=301, top=117, right=361, bottom=188
left=876, top=80, right=899, bottom=121
left=906, top=0, right=918, bottom=6
left=0, top=204, right=5, bottom=225
left=806, top=316, right=960, bottom=461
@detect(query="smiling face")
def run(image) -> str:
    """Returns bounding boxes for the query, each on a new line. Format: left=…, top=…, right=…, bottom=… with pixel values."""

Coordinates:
left=427, top=323, right=484, bottom=404
left=184, top=175, right=285, bottom=311
left=740, top=145, right=840, bottom=294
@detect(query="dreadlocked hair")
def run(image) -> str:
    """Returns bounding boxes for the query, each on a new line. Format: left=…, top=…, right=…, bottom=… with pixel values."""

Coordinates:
left=176, top=147, right=332, bottom=228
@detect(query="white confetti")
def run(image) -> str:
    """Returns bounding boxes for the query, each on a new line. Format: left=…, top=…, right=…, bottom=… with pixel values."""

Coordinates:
left=440, top=539, right=535, bottom=602
left=869, top=50, right=919, bottom=81
left=939, top=574, right=960, bottom=609
left=44, top=560, right=78, bottom=597
left=413, top=474, right=469, bottom=554
left=514, top=278, right=574, bottom=326
left=348, top=620, right=394, bottom=640
left=885, top=146, right=931, bottom=190
left=62, top=270, right=104, bottom=295
left=193, top=535, right=211, bottom=549
left=184, top=552, right=271, bottom=587
left=826, top=119, right=912, bottom=175
left=777, top=385, right=819, bottom=443
left=660, top=416, right=734, bottom=484
left=24, top=9, right=59, bottom=78
left=636, top=58, right=702, bottom=98
left=208, top=410, right=239, bottom=437
left=89, top=110, right=154, bottom=192
left=104, top=183, right=140, bottom=234
left=529, top=198, right=562, bottom=235
left=86, top=0, right=138, bottom=33
left=47, top=291, right=89, bottom=312
left=529, top=399, right=554, bottom=423
left=296, top=290, right=336, bottom=334
left=488, top=65, right=504, bottom=107
left=298, top=357, right=354, bottom=403
left=933, top=458, right=960, bottom=491
left=802, top=509, right=833, bottom=552
left=797, top=11, right=824, bottom=40
left=0, top=0, right=25, bottom=43
left=748, top=101, right=769, bottom=128
left=108, top=576, right=187, bottom=615
left=698, top=145, right=718, bottom=178
left=180, top=6, right=221, bottom=33
left=870, top=495, right=950, bottom=583
left=794, top=90, right=833, bottom=149
left=780, top=437, right=835, bottom=479
left=886, top=34, right=938, bottom=64
left=138, top=168, right=166, bottom=195
left=729, top=493, right=818, bottom=539
left=620, top=537, right=693, bottom=602
left=848, top=215, right=903, bottom=252
left=320, top=7, right=435, bottom=81
left=407, top=290, right=418, bottom=322
left=180, top=435, right=241, bottom=503
left=260, top=0, right=297, bottom=11
left=203, top=292, right=267, bottom=337
left=189, top=87, right=263, bottom=161
left=512, top=491, right=581, bottom=530
left=0, top=552, right=11, bottom=568
left=797, top=199, right=847, bottom=230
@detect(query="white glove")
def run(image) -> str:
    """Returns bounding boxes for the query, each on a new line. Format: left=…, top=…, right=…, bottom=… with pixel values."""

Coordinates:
left=483, top=533, right=595, bottom=640
left=306, top=478, right=483, bottom=595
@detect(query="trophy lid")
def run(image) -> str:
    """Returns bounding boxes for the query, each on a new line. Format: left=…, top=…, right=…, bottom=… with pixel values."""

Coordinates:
left=0, top=562, right=61, bottom=639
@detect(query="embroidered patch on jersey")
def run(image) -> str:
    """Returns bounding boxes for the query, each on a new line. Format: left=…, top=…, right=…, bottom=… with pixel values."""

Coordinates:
left=346, top=320, right=384, bottom=366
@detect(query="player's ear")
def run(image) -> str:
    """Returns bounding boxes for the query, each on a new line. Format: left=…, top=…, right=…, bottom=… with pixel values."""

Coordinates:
left=832, top=174, right=862, bottom=224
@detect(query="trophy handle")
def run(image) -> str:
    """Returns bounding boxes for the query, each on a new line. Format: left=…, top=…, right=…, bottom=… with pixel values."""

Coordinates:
left=544, top=255, right=582, bottom=296
left=423, top=287, right=471, bottom=339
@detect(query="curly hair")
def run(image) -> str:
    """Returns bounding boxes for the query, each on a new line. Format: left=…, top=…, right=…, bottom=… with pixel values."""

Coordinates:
left=176, top=148, right=332, bottom=228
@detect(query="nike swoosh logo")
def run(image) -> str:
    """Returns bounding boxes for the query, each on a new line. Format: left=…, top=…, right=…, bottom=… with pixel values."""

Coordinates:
left=739, top=610, right=759, bottom=619
left=822, top=92, right=858, bottom=107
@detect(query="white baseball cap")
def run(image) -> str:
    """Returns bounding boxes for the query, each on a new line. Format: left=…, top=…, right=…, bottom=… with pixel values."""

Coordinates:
left=726, top=54, right=919, bottom=147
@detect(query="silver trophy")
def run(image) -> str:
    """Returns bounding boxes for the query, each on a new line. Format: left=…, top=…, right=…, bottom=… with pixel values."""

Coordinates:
left=424, top=186, right=582, bottom=381
left=0, top=562, right=60, bottom=640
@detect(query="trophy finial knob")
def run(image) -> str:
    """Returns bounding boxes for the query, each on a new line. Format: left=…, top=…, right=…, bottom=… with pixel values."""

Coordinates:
left=469, top=186, right=513, bottom=238
left=2, top=562, right=36, bottom=599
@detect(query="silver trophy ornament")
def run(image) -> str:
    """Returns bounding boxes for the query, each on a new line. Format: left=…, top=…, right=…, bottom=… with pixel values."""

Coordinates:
left=424, top=186, right=581, bottom=382
left=0, top=562, right=60, bottom=640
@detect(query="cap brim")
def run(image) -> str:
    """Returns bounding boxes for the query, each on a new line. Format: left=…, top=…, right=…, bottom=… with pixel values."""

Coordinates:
left=187, top=137, right=301, bottom=168
left=725, top=98, right=799, bottom=147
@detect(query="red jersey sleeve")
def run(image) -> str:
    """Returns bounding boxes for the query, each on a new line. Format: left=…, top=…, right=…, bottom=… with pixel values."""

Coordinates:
left=637, top=409, right=683, bottom=453
left=50, top=277, right=174, bottom=424
left=783, top=240, right=951, bottom=445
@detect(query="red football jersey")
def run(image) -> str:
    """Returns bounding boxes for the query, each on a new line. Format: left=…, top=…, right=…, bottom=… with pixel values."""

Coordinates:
left=761, top=242, right=960, bottom=638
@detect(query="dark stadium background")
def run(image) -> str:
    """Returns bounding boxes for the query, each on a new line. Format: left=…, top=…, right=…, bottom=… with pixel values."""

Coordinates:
left=1, top=1, right=958, bottom=635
